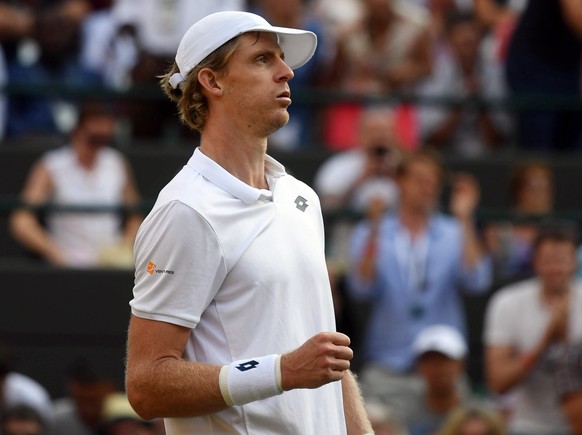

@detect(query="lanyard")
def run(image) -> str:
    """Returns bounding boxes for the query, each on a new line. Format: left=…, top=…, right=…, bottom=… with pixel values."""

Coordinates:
left=395, top=230, right=429, bottom=296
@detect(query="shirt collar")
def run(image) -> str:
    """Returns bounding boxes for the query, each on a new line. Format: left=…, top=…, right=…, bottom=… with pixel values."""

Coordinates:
left=186, top=147, right=286, bottom=205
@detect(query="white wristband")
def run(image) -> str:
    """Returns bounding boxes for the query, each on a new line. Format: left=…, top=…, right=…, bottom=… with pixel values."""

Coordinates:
left=219, top=354, right=283, bottom=407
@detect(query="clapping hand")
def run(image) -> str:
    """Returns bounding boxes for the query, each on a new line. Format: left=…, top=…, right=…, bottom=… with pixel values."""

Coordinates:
left=449, top=173, right=480, bottom=221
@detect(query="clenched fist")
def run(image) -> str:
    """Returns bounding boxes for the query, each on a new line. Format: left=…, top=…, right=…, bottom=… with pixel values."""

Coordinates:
left=280, top=332, right=353, bottom=391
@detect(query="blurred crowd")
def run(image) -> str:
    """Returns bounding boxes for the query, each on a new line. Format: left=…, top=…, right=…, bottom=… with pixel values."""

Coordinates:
left=2, top=1, right=582, bottom=435
left=0, top=0, right=581, bottom=153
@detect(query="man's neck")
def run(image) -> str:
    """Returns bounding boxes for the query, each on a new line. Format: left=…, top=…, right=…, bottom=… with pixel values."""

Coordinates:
left=541, top=283, right=571, bottom=304
left=199, top=128, right=269, bottom=190
left=74, top=142, right=98, bottom=170
left=399, top=206, right=430, bottom=236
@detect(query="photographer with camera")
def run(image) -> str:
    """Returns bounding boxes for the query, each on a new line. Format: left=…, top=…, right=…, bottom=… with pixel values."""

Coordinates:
left=314, top=107, right=403, bottom=215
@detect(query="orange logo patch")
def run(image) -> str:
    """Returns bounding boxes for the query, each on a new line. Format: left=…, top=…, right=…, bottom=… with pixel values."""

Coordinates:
left=147, top=261, right=156, bottom=275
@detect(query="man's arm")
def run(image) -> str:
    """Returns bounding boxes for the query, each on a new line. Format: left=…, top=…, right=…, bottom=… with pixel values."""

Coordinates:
left=449, top=174, right=486, bottom=269
left=9, top=161, right=66, bottom=265
left=342, top=371, right=374, bottom=435
left=126, top=315, right=354, bottom=419
left=125, top=316, right=225, bottom=419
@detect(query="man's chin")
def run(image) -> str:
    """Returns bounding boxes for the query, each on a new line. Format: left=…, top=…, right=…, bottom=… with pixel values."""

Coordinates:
left=264, top=114, right=289, bottom=137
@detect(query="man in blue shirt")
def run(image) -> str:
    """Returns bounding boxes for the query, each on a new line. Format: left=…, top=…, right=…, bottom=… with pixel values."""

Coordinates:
left=347, top=149, right=492, bottom=418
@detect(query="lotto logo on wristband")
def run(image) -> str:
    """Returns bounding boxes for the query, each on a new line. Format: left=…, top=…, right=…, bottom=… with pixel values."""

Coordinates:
left=235, top=360, right=259, bottom=372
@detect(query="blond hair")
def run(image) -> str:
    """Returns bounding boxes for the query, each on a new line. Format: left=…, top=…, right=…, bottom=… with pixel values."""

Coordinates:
left=159, top=36, right=242, bottom=132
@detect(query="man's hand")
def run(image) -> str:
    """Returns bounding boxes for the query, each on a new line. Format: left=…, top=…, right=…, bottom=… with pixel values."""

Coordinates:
left=543, top=293, right=570, bottom=344
left=280, top=332, right=353, bottom=391
left=449, top=174, right=480, bottom=221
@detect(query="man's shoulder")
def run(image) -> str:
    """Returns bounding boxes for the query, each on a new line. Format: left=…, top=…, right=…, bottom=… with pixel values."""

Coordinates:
left=491, top=278, right=539, bottom=306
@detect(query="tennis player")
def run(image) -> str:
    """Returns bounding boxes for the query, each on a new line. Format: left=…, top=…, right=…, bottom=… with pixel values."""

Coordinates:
left=125, top=11, right=373, bottom=434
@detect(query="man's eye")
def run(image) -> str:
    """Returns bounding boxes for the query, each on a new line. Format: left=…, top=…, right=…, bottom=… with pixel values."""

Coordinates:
left=257, top=55, right=267, bottom=63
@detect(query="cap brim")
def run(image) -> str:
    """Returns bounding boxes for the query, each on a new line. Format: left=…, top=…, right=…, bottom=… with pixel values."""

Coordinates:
left=245, top=25, right=317, bottom=70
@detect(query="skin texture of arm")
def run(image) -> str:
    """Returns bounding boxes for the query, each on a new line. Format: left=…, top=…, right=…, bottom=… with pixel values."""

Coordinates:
left=125, top=315, right=355, bottom=420
left=342, top=371, right=374, bottom=435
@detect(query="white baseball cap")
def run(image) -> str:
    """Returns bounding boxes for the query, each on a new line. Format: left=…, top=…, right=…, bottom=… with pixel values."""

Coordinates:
left=169, top=11, right=318, bottom=89
left=412, top=324, right=468, bottom=360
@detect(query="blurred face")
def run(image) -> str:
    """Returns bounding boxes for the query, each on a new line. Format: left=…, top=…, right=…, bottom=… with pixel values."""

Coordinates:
left=398, top=159, right=442, bottom=214
left=516, top=168, right=553, bottom=214
left=361, top=112, right=401, bottom=174
left=417, top=351, right=464, bottom=395
left=448, top=21, right=481, bottom=65
left=2, top=420, right=43, bottom=435
left=217, top=32, right=295, bottom=138
left=77, top=116, right=115, bottom=149
left=533, top=241, right=577, bottom=292
left=69, top=380, right=115, bottom=429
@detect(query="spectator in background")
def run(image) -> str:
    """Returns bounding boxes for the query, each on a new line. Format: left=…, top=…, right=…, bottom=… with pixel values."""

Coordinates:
left=314, top=107, right=403, bottom=270
left=483, top=160, right=555, bottom=284
left=52, top=358, right=117, bottom=435
left=378, top=324, right=477, bottom=435
left=6, top=4, right=102, bottom=138
left=417, top=11, right=512, bottom=158
left=9, top=102, right=142, bottom=268
left=315, top=106, right=403, bottom=215
left=484, top=227, right=582, bottom=434
left=0, top=404, right=47, bottom=435
left=439, top=405, right=506, bottom=435
left=0, top=345, right=53, bottom=428
left=347, top=150, right=491, bottom=419
left=252, top=0, right=327, bottom=150
left=321, top=0, right=432, bottom=150
left=504, top=0, right=582, bottom=151
left=406, top=325, right=472, bottom=434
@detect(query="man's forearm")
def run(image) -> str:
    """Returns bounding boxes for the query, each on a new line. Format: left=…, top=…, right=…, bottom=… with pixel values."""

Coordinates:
left=126, top=355, right=227, bottom=419
left=342, top=371, right=373, bottom=435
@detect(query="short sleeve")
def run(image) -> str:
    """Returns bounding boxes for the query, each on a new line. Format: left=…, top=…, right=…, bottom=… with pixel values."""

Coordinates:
left=483, top=290, right=515, bottom=346
left=130, top=200, right=227, bottom=329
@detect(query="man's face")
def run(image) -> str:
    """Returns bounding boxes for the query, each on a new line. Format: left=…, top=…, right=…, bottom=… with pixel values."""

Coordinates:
left=448, top=21, right=480, bottom=64
left=215, top=32, right=295, bottom=138
left=69, top=380, right=115, bottom=429
left=398, top=160, right=442, bottom=214
left=78, top=116, right=115, bottom=149
left=534, top=241, right=577, bottom=291
left=417, top=351, right=464, bottom=395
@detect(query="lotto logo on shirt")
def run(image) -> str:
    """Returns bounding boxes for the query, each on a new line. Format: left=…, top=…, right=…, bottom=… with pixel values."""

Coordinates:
left=146, top=261, right=175, bottom=276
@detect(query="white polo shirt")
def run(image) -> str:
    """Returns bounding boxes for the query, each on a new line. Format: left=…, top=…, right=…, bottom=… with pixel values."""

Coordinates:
left=131, top=148, right=345, bottom=434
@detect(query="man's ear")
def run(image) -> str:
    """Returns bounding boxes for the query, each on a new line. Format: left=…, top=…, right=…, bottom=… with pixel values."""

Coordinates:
left=198, top=68, right=223, bottom=97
